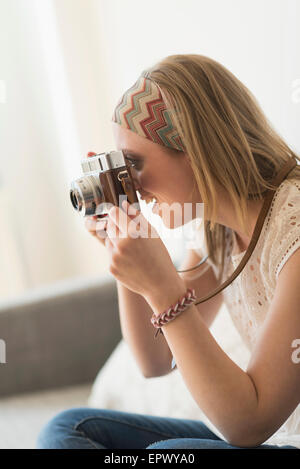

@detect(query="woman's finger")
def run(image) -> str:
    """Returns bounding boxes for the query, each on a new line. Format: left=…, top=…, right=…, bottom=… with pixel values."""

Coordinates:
left=85, top=216, right=106, bottom=246
left=96, top=219, right=108, bottom=231
left=84, top=216, right=97, bottom=234
left=105, top=235, right=114, bottom=253
left=96, top=219, right=108, bottom=240
left=105, top=217, right=122, bottom=246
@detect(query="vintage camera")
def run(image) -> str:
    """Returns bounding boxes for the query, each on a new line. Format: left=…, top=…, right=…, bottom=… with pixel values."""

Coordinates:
left=69, top=151, right=140, bottom=219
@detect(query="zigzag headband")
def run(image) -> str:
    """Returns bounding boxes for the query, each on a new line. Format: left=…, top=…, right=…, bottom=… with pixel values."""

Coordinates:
left=112, top=72, right=185, bottom=152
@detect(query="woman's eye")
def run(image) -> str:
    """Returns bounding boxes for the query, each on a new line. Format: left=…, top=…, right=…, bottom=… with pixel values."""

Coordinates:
left=126, top=158, right=143, bottom=170
left=131, top=161, right=142, bottom=169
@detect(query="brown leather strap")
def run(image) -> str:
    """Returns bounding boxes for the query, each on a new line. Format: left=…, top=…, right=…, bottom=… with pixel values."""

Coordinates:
left=120, top=168, right=141, bottom=208
left=188, top=157, right=298, bottom=306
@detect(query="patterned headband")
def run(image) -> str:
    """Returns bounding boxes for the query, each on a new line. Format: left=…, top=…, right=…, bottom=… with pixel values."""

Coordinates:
left=112, top=72, right=185, bottom=152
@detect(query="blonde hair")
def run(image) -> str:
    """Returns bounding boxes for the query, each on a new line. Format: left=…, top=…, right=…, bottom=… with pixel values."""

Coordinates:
left=144, top=54, right=300, bottom=281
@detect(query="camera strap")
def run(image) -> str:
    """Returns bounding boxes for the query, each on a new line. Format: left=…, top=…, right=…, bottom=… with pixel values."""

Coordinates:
left=119, top=169, right=141, bottom=209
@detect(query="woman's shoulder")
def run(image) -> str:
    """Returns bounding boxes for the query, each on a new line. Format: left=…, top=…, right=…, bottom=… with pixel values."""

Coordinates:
left=269, top=177, right=300, bottom=230
left=262, top=176, right=300, bottom=286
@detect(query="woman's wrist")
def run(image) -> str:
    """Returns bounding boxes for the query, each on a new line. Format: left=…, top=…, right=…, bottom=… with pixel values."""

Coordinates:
left=144, top=275, right=187, bottom=317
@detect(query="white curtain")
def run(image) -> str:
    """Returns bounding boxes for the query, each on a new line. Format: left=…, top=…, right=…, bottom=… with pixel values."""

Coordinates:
left=0, top=0, right=299, bottom=301
left=0, top=0, right=114, bottom=300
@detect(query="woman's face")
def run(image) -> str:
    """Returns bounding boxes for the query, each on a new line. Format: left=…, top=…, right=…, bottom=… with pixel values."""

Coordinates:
left=112, top=122, right=203, bottom=229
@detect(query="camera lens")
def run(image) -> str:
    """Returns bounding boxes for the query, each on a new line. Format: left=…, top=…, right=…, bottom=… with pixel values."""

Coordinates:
left=69, top=176, right=104, bottom=216
left=70, top=190, right=78, bottom=209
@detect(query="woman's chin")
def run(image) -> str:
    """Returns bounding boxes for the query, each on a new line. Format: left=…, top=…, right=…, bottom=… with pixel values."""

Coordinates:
left=152, top=202, right=192, bottom=229
left=164, top=221, right=183, bottom=229
left=160, top=212, right=185, bottom=230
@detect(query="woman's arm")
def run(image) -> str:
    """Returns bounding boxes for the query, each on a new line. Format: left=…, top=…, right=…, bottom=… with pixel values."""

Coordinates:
left=144, top=248, right=300, bottom=447
left=118, top=248, right=223, bottom=378
left=117, top=281, right=172, bottom=378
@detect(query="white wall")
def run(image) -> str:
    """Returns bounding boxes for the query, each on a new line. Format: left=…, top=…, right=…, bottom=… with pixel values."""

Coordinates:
left=95, top=0, right=299, bottom=152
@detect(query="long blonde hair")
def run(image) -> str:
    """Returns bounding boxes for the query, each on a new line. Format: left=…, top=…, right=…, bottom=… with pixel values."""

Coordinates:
left=144, top=54, right=300, bottom=281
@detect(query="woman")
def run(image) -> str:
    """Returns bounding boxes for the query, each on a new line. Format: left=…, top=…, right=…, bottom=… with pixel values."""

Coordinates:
left=36, top=54, right=300, bottom=449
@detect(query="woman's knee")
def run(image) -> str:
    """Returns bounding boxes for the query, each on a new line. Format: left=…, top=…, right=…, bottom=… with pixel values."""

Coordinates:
left=146, top=438, right=228, bottom=450
left=146, top=438, right=194, bottom=450
left=36, top=407, right=102, bottom=449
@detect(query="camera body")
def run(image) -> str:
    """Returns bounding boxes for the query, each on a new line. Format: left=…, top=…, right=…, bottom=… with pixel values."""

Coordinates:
left=69, top=151, right=140, bottom=218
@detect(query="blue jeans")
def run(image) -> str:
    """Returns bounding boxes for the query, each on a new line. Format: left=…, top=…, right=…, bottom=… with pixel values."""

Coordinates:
left=36, top=407, right=298, bottom=450
left=36, top=407, right=298, bottom=449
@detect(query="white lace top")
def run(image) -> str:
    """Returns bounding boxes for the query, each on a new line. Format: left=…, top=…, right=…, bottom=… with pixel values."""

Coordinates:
left=212, top=176, right=300, bottom=448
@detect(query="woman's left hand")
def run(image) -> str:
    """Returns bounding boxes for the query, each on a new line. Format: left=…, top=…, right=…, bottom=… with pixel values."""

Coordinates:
left=101, top=200, right=180, bottom=299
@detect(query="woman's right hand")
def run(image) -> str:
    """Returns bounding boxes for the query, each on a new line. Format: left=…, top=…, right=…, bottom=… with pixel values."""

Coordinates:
left=84, top=151, right=108, bottom=246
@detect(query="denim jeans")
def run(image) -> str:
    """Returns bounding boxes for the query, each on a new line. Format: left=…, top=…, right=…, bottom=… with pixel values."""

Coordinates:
left=36, top=407, right=298, bottom=450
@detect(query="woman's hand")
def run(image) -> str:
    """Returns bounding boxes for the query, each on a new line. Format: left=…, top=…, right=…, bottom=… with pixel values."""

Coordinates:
left=104, top=200, right=181, bottom=300
left=85, top=215, right=107, bottom=246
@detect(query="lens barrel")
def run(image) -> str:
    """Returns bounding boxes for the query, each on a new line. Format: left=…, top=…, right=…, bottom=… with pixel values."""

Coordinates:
left=70, top=176, right=103, bottom=216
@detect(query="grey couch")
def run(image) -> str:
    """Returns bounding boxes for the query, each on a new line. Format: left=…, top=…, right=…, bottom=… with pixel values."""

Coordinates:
left=0, top=274, right=122, bottom=397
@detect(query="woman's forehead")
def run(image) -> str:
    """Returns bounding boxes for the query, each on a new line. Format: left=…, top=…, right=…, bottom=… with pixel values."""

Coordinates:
left=112, top=122, right=168, bottom=157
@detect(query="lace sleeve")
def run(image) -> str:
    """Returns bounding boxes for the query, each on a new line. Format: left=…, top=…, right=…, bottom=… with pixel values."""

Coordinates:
left=269, top=180, right=300, bottom=281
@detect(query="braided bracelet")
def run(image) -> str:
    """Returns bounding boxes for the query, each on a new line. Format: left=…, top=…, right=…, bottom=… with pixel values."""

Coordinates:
left=151, top=288, right=197, bottom=338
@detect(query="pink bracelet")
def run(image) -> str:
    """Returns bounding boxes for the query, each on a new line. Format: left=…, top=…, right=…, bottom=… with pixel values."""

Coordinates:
left=151, top=288, right=197, bottom=338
